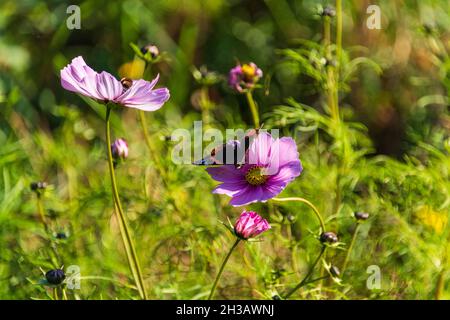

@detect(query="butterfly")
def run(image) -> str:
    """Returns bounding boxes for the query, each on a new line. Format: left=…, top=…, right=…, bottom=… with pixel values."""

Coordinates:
left=193, top=126, right=262, bottom=168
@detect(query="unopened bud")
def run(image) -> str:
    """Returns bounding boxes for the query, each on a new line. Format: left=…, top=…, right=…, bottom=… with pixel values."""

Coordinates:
left=141, top=44, right=159, bottom=59
left=111, top=138, right=129, bottom=161
left=30, top=181, right=47, bottom=192
left=45, top=269, right=65, bottom=285
left=330, top=265, right=340, bottom=277
left=354, top=211, right=370, bottom=221
left=320, top=231, right=338, bottom=244
left=322, top=6, right=336, bottom=17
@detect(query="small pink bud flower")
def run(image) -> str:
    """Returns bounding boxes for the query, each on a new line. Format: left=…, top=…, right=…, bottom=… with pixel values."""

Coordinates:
left=234, top=211, right=270, bottom=240
left=141, top=44, right=160, bottom=59
left=111, top=138, right=129, bottom=161
left=228, top=62, right=263, bottom=93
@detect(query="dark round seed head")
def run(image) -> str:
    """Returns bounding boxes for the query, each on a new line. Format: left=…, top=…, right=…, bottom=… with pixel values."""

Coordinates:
left=56, top=232, right=67, bottom=239
left=272, top=295, right=281, bottom=300
left=320, top=231, right=338, bottom=244
left=330, top=265, right=340, bottom=277
left=45, top=269, right=66, bottom=285
left=30, top=181, right=47, bottom=191
left=354, top=211, right=370, bottom=221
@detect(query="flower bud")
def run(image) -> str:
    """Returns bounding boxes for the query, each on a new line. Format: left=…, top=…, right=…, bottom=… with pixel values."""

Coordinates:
left=330, top=265, right=340, bottom=277
left=354, top=211, right=370, bottom=221
left=192, top=65, right=221, bottom=86
left=322, top=6, right=336, bottom=17
left=45, top=269, right=66, bottom=285
left=228, top=62, right=263, bottom=93
left=140, top=44, right=159, bottom=59
left=56, top=232, right=68, bottom=240
left=287, top=214, right=296, bottom=223
left=325, top=59, right=337, bottom=68
left=234, top=210, right=271, bottom=240
left=30, top=181, right=47, bottom=192
left=320, top=231, right=338, bottom=244
left=111, top=138, right=129, bottom=161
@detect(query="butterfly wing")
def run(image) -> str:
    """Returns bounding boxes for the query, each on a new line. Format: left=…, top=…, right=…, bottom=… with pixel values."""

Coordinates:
left=192, top=127, right=262, bottom=166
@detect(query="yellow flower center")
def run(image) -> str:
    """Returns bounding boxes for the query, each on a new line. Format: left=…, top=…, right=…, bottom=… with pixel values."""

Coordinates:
left=245, top=166, right=267, bottom=186
left=241, top=64, right=256, bottom=81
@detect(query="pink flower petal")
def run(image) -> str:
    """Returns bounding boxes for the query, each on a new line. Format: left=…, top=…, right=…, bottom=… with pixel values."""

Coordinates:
left=60, top=56, right=102, bottom=99
left=212, top=181, right=248, bottom=197
left=96, top=71, right=123, bottom=101
left=116, top=75, right=170, bottom=111
left=248, top=132, right=274, bottom=166
left=206, top=166, right=246, bottom=183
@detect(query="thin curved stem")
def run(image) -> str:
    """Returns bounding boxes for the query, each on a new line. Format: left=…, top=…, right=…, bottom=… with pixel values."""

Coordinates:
left=208, top=239, right=241, bottom=300
left=200, top=86, right=212, bottom=126
left=53, top=287, right=59, bottom=300
left=323, top=15, right=339, bottom=122
left=138, top=110, right=155, bottom=157
left=284, top=246, right=326, bottom=299
left=62, top=288, right=68, bottom=300
left=435, top=232, right=450, bottom=299
left=272, top=197, right=326, bottom=233
left=138, top=110, right=165, bottom=176
left=302, top=275, right=330, bottom=286
left=36, top=194, right=61, bottom=267
left=336, top=0, right=343, bottom=73
left=341, top=223, right=360, bottom=276
left=334, top=0, right=342, bottom=123
left=106, top=106, right=147, bottom=300
left=245, top=91, right=260, bottom=128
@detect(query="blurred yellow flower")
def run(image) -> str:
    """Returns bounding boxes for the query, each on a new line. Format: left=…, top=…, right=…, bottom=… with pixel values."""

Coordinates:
left=415, top=205, right=448, bottom=235
left=118, top=58, right=146, bottom=79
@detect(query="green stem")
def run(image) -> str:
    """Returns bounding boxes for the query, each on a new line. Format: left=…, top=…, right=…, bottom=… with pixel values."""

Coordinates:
left=208, top=239, right=241, bottom=300
left=53, top=287, right=59, bottom=300
left=272, top=197, right=325, bottom=233
left=341, top=223, right=360, bottom=276
left=36, top=194, right=61, bottom=267
left=200, top=86, right=211, bottom=126
left=62, top=288, right=68, bottom=300
left=334, top=0, right=343, bottom=122
left=336, top=0, right=343, bottom=73
left=106, top=106, right=147, bottom=300
left=323, top=14, right=339, bottom=122
left=138, top=110, right=167, bottom=180
left=284, top=246, right=326, bottom=299
left=245, top=91, right=260, bottom=128
left=302, top=275, right=330, bottom=286
left=138, top=110, right=155, bottom=158
left=334, top=172, right=341, bottom=217
left=138, top=60, right=168, bottom=181
left=435, top=232, right=450, bottom=299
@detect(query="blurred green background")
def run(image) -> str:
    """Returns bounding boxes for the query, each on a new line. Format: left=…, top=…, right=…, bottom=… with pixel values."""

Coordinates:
left=0, top=0, right=449, bottom=300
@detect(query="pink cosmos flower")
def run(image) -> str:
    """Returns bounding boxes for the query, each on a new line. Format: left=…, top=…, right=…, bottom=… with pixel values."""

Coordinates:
left=60, top=56, right=169, bottom=111
left=228, top=62, right=263, bottom=92
left=206, top=132, right=302, bottom=206
left=234, top=211, right=270, bottom=239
